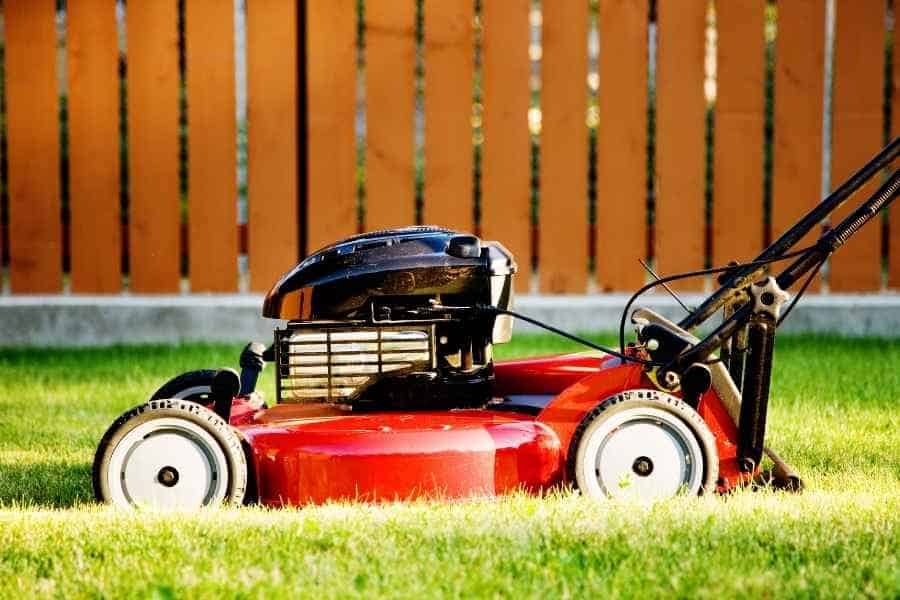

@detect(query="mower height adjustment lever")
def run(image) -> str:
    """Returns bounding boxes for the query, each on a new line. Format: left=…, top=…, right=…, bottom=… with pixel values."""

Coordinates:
left=748, top=277, right=790, bottom=321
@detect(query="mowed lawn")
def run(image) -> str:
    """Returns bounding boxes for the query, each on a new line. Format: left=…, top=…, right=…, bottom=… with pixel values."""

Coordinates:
left=0, top=335, right=898, bottom=598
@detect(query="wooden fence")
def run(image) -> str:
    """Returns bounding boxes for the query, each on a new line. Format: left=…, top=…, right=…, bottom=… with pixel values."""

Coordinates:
left=1, top=0, right=898, bottom=296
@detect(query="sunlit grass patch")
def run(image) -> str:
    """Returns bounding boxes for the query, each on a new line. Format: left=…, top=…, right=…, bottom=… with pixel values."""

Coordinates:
left=0, top=336, right=898, bottom=596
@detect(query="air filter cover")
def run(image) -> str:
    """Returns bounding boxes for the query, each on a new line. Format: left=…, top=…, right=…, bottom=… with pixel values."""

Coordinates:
left=276, top=324, right=436, bottom=403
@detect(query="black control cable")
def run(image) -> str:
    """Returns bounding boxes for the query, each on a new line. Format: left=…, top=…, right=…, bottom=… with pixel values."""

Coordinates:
left=616, top=244, right=821, bottom=357
left=472, top=244, right=822, bottom=369
left=491, top=307, right=662, bottom=367
left=776, top=257, right=826, bottom=326
left=494, top=307, right=744, bottom=368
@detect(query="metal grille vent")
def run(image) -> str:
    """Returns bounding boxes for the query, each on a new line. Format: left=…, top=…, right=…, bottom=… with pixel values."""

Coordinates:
left=277, top=325, right=434, bottom=403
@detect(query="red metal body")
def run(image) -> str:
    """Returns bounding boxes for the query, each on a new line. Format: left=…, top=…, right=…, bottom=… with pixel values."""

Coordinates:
left=228, top=352, right=748, bottom=506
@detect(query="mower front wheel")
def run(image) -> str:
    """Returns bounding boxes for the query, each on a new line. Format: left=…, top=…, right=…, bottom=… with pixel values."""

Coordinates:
left=569, top=389, right=718, bottom=501
left=93, top=399, right=247, bottom=509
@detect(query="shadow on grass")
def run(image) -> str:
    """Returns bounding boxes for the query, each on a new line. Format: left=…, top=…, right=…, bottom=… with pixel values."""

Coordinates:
left=0, top=461, right=93, bottom=508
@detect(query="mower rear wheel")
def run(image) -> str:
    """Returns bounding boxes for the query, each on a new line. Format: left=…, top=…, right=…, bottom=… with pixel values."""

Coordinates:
left=93, top=399, right=247, bottom=509
left=150, top=369, right=218, bottom=403
left=569, top=389, right=718, bottom=501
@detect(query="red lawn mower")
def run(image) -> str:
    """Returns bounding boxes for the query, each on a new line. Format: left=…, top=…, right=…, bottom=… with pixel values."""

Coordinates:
left=93, top=138, right=900, bottom=509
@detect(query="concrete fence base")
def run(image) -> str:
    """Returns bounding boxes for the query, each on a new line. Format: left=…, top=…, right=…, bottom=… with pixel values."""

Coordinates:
left=1, top=293, right=899, bottom=347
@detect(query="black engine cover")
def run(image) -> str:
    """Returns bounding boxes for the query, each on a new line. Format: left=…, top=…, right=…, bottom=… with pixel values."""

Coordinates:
left=262, top=226, right=516, bottom=323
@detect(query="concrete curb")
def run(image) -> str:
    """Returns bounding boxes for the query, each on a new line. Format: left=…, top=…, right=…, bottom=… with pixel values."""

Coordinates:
left=1, top=293, right=899, bottom=347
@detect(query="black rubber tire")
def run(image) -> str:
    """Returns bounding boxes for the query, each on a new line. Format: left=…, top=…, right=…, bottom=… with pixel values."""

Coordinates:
left=92, top=398, right=247, bottom=507
left=150, top=369, right=218, bottom=403
left=567, top=389, right=719, bottom=497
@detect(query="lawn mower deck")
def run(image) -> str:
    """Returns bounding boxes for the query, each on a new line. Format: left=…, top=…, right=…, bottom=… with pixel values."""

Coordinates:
left=92, top=138, right=900, bottom=509
left=226, top=350, right=745, bottom=506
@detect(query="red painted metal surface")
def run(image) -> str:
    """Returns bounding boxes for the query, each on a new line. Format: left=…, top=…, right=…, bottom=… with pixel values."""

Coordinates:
left=695, top=388, right=747, bottom=492
left=534, top=361, right=646, bottom=463
left=237, top=406, right=561, bottom=506
left=227, top=352, right=749, bottom=506
left=494, top=352, right=612, bottom=395
left=514, top=355, right=747, bottom=491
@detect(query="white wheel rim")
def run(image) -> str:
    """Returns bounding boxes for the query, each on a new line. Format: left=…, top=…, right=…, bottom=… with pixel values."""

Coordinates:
left=578, top=406, right=704, bottom=501
left=106, top=417, right=229, bottom=509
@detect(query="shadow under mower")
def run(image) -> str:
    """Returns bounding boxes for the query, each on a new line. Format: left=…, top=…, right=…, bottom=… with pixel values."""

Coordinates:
left=93, top=138, right=900, bottom=509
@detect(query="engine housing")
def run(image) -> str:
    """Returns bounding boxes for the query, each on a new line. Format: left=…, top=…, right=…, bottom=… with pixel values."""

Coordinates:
left=265, top=226, right=517, bottom=408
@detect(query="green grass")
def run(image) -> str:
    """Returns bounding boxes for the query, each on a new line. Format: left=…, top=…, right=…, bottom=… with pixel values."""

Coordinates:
left=1, top=335, right=898, bottom=597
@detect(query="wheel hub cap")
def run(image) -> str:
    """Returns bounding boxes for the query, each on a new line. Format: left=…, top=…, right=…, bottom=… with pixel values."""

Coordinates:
left=157, top=466, right=180, bottom=488
left=632, top=456, right=654, bottom=477
left=107, top=418, right=229, bottom=509
left=582, top=407, right=705, bottom=501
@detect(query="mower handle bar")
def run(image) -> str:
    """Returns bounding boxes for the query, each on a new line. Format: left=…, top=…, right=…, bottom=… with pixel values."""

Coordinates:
left=679, top=136, right=900, bottom=331
left=668, top=166, right=900, bottom=372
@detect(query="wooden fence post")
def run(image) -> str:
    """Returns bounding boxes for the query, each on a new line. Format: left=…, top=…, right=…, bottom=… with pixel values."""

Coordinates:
left=595, top=0, right=647, bottom=292
left=422, top=0, right=474, bottom=232
left=4, top=0, right=62, bottom=293
left=365, top=0, right=417, bottom=231
left=829, top=0, right=884, bottom=292
left=247, top=0, right=301, bottom=288
left=892, top=4, right=900, bottom=290
left=68, top=0, right=121, bottom=293
left=305, top=1, right=358, bottom=253
left=127, top=0, right=182, bottom=293
left=772, top=0, right=826, bottom=290
left=540, top=0, right=589, bottom=293
left=713, top=0, right=766, bottom=269
left=481, top=0, right=532, bottom=291
left=185, top=0, right=238, bottom=292
left=656, top=0, right=707, bottom=289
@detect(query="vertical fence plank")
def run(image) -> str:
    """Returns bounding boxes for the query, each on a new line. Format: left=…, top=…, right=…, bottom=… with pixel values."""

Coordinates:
left=596, top=0, right=647, bottom=292
left=127, top=0, right=181, bottom=293
left=829, top=0, right=884, bottom=291
left=247, top=0, right=299, bottom=290
left=891, top=13, right=900, bottom=290
left=305, top=1, right=357, bottom=253
left=656, top=0, right=707, bottom=289
left=422, top=0, right=474, bottom=231
left=0, top=111, right=3, bottom=275
left=481, top=0, right=531, bottom=291
left=540, top=0, right=589, bottom=293
left=713, top=1, right=765, bottom=269
left=772, top=0, right=825, bottom=290
left=4, top=0, right=61, bottom=293
left=0, top=110, right=3, bottom=276
left=365, top=0, right=416, bottom=230
left=185, top=0, right=238, bottom=291
left=68, top=0, right=121, bottom=293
